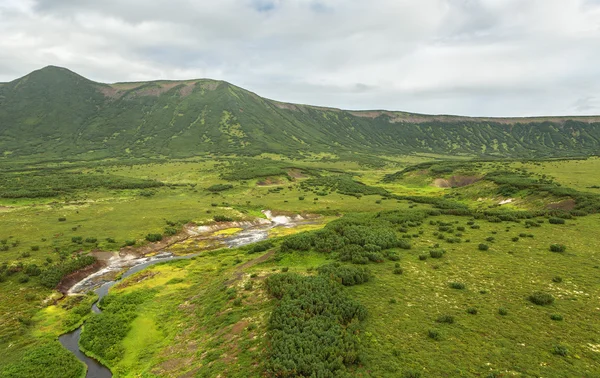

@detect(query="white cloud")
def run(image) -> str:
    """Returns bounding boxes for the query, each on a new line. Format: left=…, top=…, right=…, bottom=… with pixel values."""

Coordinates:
left=1, top=0, right=599, bottom=116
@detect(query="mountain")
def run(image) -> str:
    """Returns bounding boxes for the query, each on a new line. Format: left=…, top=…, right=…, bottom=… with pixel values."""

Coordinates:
left=1, top=65, right=599, bottom=161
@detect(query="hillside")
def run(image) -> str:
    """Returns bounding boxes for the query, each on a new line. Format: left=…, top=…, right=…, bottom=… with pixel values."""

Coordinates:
left=1, top=66, right=600, bottom=161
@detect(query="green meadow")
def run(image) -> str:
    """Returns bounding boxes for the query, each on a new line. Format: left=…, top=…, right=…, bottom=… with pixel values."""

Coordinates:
left=1, top=155, right=600, bottom=377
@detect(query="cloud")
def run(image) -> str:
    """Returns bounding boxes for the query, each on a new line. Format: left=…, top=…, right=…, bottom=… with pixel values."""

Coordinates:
left=1, top=0, right=599, bottom=116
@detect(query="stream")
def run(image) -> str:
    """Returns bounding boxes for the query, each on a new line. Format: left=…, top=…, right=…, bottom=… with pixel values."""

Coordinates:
left=58, top=213, right=314, bottom=378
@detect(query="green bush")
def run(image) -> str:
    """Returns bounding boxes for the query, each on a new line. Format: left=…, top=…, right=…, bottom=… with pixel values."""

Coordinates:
left=529, top=291, right=555, bottom=306
left=436, top=315, right=455, bottom=324
left=264, top=273, right=367, bottom=377
left=478, top=243, right=489, bottom=251
left=393, top=267, right=403, bottom=275
left=213, top=215, right=233, bottom=222
left=428, top=329, right=441, bottom=340
left=58, top=217, right=67, bottom=221
left=124, top=239, right=136, bottom=247
left=552, top=276, right=563, bottom=283
left=466, top=307, right=478, bottom=315
left=550, top=244, right=566, bottom=253
left=418, top=254, right=428, bottom=261
left=552, top=345, right=568, bottom=356
left=449, top=282, right=466, bottom=290
left=498, top=307, right=508, bottom=316
left=550, top=314, right=563, bottom=321
left=207, top=183, right=233, bottom=192
left=317, top=263, right=372, bottom=286
left=549, top=218, right=566, bottom=224
left=429, top=249, right=444, bottom=258
left=84, top=237, right=97, bottom=244
left=145, top=233, right=163, bottom=242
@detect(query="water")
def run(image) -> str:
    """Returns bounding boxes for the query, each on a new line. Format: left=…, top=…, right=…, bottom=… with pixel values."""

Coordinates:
left=58, top=215, right=313, bottom=377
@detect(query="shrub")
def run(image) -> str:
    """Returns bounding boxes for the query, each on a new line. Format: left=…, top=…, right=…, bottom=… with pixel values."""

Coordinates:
left=233, top=298, right=242, bottom=306
left=478, top=243, right=489, bottom=251
left=145, top=234, right=163, bottom=242
left=71, top=236, right=83, bottom=244
left=485, top=236, right=495, bottom=242
left=552, top=276, right=563, bottom=283
left=105, top=238, right=116, bottom=243
left=436, top=315, right=454, bottom=324
left=213, top=215, right=233, bottom=222
left=498, top=307, right=508, bottom=316
left=389, top=298, right=397, bottom=304
left=428, top=329, right=441, bottom=340
left=164, top=227, right=178, bottom=236
left=466, top=307, right=478, bottom=315
left=529, top=291, right=555, bottom=306
left=552, top=345, right=568, bottom=356
left=418, top=254, right=428, bottom=261
left=393, top=267, right=403, bottom=275
left=550, top=314, right=563, bottom=321
left=84, top=237, right=97, bottom=244
left=549, top=218, right=565, bottom=225
left=244, top=281, right=254, bottom=290
left=429, top=249, right=444, bottom=258
left=397, top=239, right=411, bottom=250
left=403, top=371, right=422, bottom=378
left=58, top=217, right=66, bottom=222
left=449, top=282, right=466, bottom=290
left=298, top=196, right=305, bottom=201
left=21, top=252, right=31, bottom=258
left=550, top=244, right=566, bottom=253
left=207, top=183, right=233, bottom=192
left=124, top=240, right=136, bottom=247
left=512, top=237, right=519, bottom=242
left=281, top=267, right=289, bottom=272
left=18, top=275, right=30, bottom=283
left=317, top=263, right=372, bottom=286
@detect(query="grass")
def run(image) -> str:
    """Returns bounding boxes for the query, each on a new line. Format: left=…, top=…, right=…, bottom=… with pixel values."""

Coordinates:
left=1, top=156, right=600, bottom=377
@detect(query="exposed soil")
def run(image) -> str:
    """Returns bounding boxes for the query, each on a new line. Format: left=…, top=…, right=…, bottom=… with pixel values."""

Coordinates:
left=57, top=260, right=106, bottom=294
left=256, top=177, right=283, bottom=186
left=433, top=175, right=481, bottom=188
left=547, top=199, right=576, bottom=211
left=225, top=250, right=275, bottom=285
left=288, top=169, right=307, bottom=179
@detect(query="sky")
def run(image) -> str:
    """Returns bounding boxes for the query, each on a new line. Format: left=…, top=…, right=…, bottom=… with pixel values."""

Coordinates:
left=1, top=0, right=600, bottom=117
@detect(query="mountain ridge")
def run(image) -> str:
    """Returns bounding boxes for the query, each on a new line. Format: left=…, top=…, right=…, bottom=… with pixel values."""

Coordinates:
left=1, top=65, right=599, bottom=161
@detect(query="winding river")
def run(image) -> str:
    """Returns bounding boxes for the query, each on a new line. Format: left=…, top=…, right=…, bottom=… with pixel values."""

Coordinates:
left=58, top=213, right=314, bottom=378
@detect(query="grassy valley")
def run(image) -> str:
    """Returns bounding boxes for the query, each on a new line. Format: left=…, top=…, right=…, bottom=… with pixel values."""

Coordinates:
left=1, top=67, right=600, bottom=378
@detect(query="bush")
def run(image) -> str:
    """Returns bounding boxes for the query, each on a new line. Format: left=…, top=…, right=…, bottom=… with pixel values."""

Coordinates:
left=436, top=315, right=454, bottom=324
left=18, top=275, right=30, bottom=283
left=552, top=276, right=563, bottom=283
left=498, top=307, right=508, bottom=316
left=449, top=282, right=466, bottom=290
left=428, top=329, right=441, bottom=340
left=418, top=254, right=428, bottom=261
left=213, top=215, right=234, bottom=222
left=549, top=218, right=565, bottom=224
left=550, top=244, right=566, bottom=253
left=207, top=184, right=233, bottom=192
left=552, top=345, right=568, bottom=356
left=429, top=250, right=444, bottom=259
left=478, top=243, right=489, bottom=251
left=550, top=314, right=563, bottom=321
left=58, top=217, right=66, bottom=222
left=71, top=236, right=83, bottom=244
left=529, top=291, right=555, bottom=306
left=145, top=234, right=163, bottom=242
left=281, top=267, right=289, bottom=272
left=84, top=237, right=97, bottom=244
left=105, top=238, right=116, bottom=243
left=512, top=237, right=519, bottom=242
left=124, top=240, right=136, bottom=247
left=393, top=267, right=403, bottom=275
left=317, top=263, right=372, bottom=286
left=466, top=307, right=478, bottom=315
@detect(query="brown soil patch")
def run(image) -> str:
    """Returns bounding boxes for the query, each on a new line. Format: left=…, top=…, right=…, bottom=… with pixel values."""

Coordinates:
left=433, top=175, right=480, bottom=188
left=257, top=177, right=283, bottom=186
left=225, top=250, right=275, bottom=285
left=288, top=169, right=307, bottom=179
left=56, top=260, right=105, bottom=294
left=547, top=199, right=576, bottom=211
left=178, top=82, right=196, bottom=97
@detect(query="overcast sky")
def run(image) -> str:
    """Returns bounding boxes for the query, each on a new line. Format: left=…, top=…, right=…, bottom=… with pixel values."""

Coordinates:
left=1, top=0, right=599, bottom=116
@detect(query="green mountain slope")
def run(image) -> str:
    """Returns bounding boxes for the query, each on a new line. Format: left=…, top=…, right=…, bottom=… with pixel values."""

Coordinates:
left=1, top=66, right=600, bottom=161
